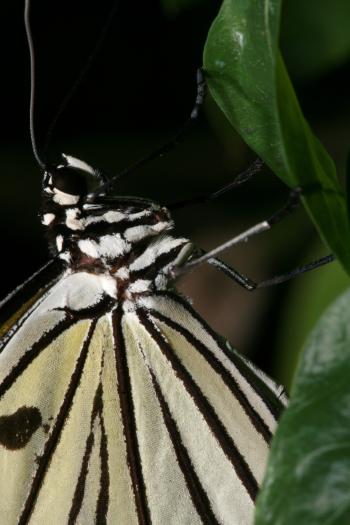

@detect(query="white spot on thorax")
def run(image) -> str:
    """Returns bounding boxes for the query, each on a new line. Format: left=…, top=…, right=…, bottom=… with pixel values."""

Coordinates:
left=42, top=213, right=55, bottom=226
left=100, top=275, right=117, bottom=299
left=129, top=235, right=188, bottom=272
left=114, top=266, right=130, bottom=280
left=127, top=279, right=151, bottom=295
left=84, top=210, right=126, bottom=225
left=99, top=235, right=130, bottom=257
left=59, top=252, right=71, bottom=263
left=56, top=235, right=63, bottom=252
left=128, top=210, right=152, bottom=220
left=65, top=208, right=84, bottom=230
left=78, top=234, right=131, bottom=260
left=78, top=239, right=99, bottom=259
left=124, top=221, right=171, bottom=242
left=53, top=189, right=80, bottom=206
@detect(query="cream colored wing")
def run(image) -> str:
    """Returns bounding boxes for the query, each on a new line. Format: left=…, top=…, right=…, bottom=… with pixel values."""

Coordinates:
left=0, top=287, right=285, bottom=524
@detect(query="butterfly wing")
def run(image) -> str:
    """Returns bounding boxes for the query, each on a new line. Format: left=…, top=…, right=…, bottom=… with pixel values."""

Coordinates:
left=0, top=266, right=285, bottom=524
left=0, top=269, right=112, bottom=522
left=120, top=292, right=285, bottom=525
left=0, top=259, right=63, bottom=345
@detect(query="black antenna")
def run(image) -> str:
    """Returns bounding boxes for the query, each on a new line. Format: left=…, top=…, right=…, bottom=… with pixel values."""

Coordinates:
left=24, top=0, right=120, bottom=169
left=24, top=0, right=46, bottom=169
left=43, top=1, right=120, bottom=162
left=87, top=68, right=206, bottom=199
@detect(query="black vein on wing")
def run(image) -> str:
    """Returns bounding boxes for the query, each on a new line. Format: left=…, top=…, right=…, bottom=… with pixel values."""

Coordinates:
left=112, top=309, right=151, bottom=525
left=56, top=295, right=115, bottom=320
left=149, top=309, right=272, bottom=443
left=146, top=363, right=219, bottom=525
left=68, top=424, right=95, bottom=524
left=156, top=291, right=285, bottom=420
left=137, top=310, right=258, bottom=502
left=67, top=381, right=109, bottom=524
left=0, top=259, right=62, bottom=334
left=96, top=383, right=110, bottom=524
left=0, top=289, right=53, bottom=351
left=18, top=319, right=98, bottom=525
left=0, top=291, right=112, bottom=399
left=0, top=316, right=76, bottom=398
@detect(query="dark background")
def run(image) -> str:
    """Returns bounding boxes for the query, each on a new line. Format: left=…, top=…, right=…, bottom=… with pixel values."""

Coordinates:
left=1, top=0, right=350, bottom=389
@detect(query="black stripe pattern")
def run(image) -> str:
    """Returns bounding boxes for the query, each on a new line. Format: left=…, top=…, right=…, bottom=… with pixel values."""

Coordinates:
left=0, top=296, right=285, bottom=524
left=0, top=185, right=287, bottom=524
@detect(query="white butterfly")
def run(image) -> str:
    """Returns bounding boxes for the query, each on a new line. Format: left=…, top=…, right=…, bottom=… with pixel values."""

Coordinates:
left=0, top=154, right=287, bottom=524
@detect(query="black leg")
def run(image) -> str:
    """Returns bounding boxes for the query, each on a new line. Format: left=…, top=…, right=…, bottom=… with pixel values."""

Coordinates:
left=90, top=68, right=207, bottom=198
left=179, top=253, right=335, bottom=291
left=205, top=257, right=257, bottom=291
left=167, top=158, right=264, bottom=211
left=170, top=185, right=334, bottom=288
left=256, top=254, right=335, bottom=288
left=173, top=187, right=302, bottom=276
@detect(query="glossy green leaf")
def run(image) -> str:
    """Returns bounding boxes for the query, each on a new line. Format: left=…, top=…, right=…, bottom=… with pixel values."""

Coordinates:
left=255, top=287, right=350, bottom=525
left=203, top=0, right=350, bottom=272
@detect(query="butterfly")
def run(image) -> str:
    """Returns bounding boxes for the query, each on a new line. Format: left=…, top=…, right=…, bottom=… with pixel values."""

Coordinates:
left=0, top=2, right=334, bottom=524
left=0, top=149, right=290, bottom=524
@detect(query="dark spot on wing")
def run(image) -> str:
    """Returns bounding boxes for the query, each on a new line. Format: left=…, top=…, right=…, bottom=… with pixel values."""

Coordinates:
left=0, top=406, right=42, bottom=449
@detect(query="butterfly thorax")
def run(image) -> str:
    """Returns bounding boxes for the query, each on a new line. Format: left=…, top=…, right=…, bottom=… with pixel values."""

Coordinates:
left=40, top=169, right=193, bottom=304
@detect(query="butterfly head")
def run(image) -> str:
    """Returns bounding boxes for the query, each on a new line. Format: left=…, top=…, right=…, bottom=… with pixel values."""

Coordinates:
left=43, top=166, right=88, bottom=206
left=42, top=154, right=97, bottom=206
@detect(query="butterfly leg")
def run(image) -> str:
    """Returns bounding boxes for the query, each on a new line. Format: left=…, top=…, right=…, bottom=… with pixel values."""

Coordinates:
left=167, top=158, right=264, bottom=211
left=92, top=68, right=207, bottom=197
left=171, top=186, right=335, bottom=286
left=127, top=67, right=206, bottom=163
left=205, top=253, right=335, bottom=291
left=174, top=187, right=302, bottom=275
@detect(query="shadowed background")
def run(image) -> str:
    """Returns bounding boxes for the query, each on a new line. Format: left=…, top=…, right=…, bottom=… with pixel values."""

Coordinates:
left=1, top=0, right=350, bottom=389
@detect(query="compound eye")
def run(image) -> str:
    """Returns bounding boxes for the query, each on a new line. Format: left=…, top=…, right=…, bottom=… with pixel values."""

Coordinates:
left=51, top=167, right=88, bottom=196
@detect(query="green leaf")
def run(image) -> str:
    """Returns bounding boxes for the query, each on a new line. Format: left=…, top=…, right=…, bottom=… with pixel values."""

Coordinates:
left=203, top=0, right=350, bottom=273
left=255, top=287, right=350, bottom=525
left=281, top=0, right=350, bottom=80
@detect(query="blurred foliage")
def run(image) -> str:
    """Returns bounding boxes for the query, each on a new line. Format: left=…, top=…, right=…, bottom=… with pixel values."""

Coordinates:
left=275, top=245, right=350, bottom=390
left=256, top=288, right=350, bottom=525
left=203, top=0, right=350, bottom=273
left=281, top=0, right=350, bottom=81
